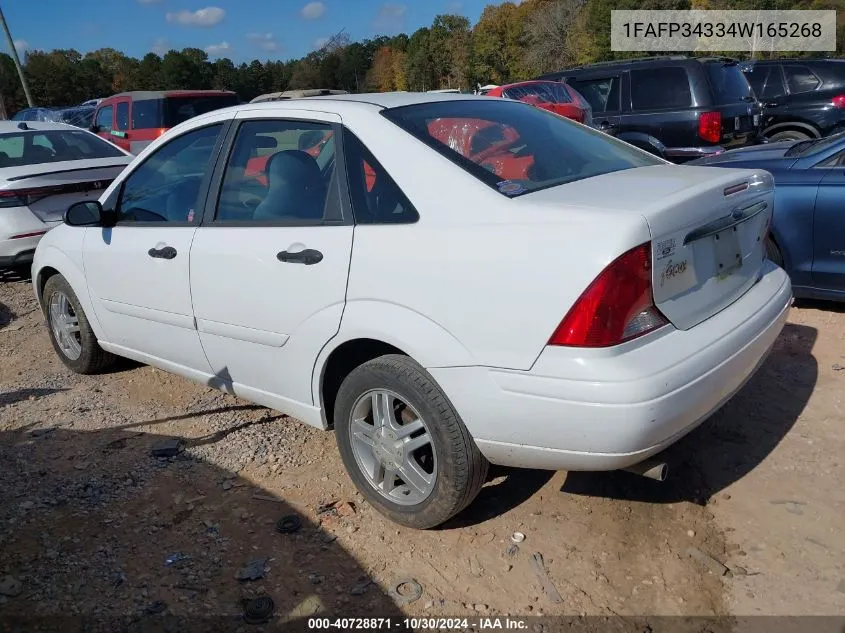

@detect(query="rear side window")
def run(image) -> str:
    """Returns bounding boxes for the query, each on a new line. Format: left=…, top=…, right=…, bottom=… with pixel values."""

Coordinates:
left=568, top=76, right=620, bottom=113
left=743, top=65, right=785, bottom=99
left=631, top=67, right=692, bottom=110
left=382, top=99, right=661, bottom=197
left=132, top=100, right=162, bottom=130
left=343, top=129, right=418, bottom=224
left=704, top=62, right=754, bottom=103
left=785, top=65, right=821, bottom=94
left=163, top=95, right=238, bottom=127
left=116, top=102, right=130, bottom=131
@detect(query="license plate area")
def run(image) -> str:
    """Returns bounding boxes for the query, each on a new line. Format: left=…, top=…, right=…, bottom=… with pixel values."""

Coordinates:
left=713, top=225, right=743, bottom=275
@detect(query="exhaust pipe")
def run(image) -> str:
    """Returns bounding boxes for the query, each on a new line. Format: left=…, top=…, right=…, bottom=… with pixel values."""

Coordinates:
left=621, top=458, right=669, bottom=482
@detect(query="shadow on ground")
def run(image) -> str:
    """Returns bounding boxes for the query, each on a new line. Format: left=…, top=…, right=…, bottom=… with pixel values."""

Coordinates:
left=561, top=322, right=818, bottom=505
left=0, top=424, right=409, bottom=632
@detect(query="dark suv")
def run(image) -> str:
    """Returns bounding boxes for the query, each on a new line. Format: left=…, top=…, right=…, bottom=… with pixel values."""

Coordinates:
left=538, top=56, right=762, bottom=162
left=739, top=59, right=845, bottom=142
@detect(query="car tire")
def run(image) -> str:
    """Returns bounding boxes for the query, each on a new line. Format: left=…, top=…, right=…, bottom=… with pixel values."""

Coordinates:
left=334, top=354, right=488, bottom=529
left=768, top=130, right=812, bottom=142
left=765, top=236, right=784, bottom=267
left=42, top=274, right=115, bottom=374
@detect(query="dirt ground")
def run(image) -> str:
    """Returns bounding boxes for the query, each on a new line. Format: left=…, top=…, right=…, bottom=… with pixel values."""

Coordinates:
left=1, top=266, right=843, bottom=631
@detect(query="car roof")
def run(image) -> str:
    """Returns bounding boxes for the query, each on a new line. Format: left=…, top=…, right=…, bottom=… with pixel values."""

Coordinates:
left=101, top=90, right=237, bottom=103
left=0, top=121, right=78, bottom=133
left=307, top=91, right=491, bottom=108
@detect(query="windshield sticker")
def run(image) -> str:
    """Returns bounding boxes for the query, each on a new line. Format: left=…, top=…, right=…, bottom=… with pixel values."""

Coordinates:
left=497, top=180, right=525, bottom=196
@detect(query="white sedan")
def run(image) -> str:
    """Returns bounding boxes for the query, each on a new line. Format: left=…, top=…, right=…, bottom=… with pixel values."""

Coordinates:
left=32, top=93, right=791, bottom=528
left=0, top=121, right=132, bottom=268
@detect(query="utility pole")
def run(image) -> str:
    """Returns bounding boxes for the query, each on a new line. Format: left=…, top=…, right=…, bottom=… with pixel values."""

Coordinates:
left=0, top=4, right=34, bottom=107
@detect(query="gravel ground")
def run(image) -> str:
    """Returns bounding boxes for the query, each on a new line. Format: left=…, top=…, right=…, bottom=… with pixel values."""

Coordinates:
left=1, top=267, right=844, bottom=632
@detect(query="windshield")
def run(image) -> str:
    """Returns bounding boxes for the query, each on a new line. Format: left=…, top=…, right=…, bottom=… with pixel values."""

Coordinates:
left=705, top=62, right=755, bottom=103
left=503, top=82, right=572, bottom=104
left=382, top=99, right=661, bottom=197
left=0, top=130, right=124, bottom=167
left=785, top=131, right=845, bottom=157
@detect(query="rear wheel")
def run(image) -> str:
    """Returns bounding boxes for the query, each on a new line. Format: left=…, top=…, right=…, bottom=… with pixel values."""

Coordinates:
left=334, top=354, right=488, bottom=529
left=765, top=236, right=784, bottom=267
left=768, top=129, right=812, bottom=143
left=42, top=274, right=115, bottom=374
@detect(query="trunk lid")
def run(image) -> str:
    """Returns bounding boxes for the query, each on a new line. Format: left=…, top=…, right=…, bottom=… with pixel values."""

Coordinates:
left=1, top=159, right=129, bottom=223
left=525, top=164, right=773, bottom=331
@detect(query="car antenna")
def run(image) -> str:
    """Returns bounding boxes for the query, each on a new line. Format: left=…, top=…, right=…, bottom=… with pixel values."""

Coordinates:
left=17, top=122, right=29, bottom=130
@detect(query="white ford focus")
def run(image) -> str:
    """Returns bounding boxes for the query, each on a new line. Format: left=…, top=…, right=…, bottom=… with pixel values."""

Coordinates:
left=32, top=93, right=791, bottom=528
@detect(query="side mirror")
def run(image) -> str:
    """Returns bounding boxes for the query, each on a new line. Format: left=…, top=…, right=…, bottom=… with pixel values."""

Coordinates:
left=65, top=201, right=111, bottom=227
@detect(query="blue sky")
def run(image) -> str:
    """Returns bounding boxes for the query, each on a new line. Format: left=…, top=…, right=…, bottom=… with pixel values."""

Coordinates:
left=4, top=0, right=498, bottom=63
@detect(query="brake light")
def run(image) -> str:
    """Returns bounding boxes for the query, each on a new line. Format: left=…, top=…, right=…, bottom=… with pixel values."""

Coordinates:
left=10, top=230, right=47, bottom=239
left=698, top=111, right=722, bottom=144
left=549, top=243, right=668, bottom=348
left=832, top=95, right=845, bottom=108
left=0, top=181, right=112, bottom=209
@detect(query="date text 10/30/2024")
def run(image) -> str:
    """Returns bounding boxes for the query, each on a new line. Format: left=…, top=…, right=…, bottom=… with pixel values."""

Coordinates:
left=307, top=617, right=529, bottom=630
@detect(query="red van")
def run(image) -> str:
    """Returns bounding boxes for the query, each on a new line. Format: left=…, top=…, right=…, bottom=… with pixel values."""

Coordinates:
left=90, top=90, right=239, bottom=154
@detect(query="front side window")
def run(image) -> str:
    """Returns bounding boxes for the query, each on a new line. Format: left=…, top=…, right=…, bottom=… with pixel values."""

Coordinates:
left=117, top=124, right=222, bottom=223
left=567, top=76, right=620, bottom=114
left=343, top=129, right=418, bottom=224
left=95, top=106, right=113, bottom=132
left=216, top=119, right=338, bottom=224
left=383, top=99, right=661, bottom=197
left=786, top=65, right=821, bottom=94
left=744, top=65, right=785, bottom=99
left=116, top=102, right=130, bottom=131
left=631, top=67, right=692, bottom=110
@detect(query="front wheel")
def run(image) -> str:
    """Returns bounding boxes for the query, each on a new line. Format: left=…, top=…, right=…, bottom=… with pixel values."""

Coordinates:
left=334, top=354, right=488, bottom=529
left=765, top=236, right=784, bottom=268
left=768, top=129, right=812, bottom=143
left=42, top=274, right=115, bottom=374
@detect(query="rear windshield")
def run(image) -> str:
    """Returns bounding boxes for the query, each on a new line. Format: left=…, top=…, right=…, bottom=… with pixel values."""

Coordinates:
left=132, top=95, right=239, bottom=129
left=705, top=62, right=755, bottom=103
left=0, top=130, right=124, bottom=167
left=502, top=82, right=572, bottom=104
left=382, top=100, right=661, bottom=197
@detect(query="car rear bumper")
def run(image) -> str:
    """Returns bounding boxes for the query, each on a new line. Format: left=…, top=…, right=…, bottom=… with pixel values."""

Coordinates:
left=429, top=260, right=791, bottom=471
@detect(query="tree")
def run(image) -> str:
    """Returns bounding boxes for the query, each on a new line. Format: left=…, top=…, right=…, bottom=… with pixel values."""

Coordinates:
left=429, top=15, right=472, bottom=89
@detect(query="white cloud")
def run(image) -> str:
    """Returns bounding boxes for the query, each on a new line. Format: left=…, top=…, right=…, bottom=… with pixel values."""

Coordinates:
left=313, top=37, right=330, bottom=50
left=247, top=32, right=279, bottom=53
left=165, top=7, right=225, bottom=27
left=204, top=41, right=232, bottom=56
left=372, top=4, right=407, bottom=33
left=13, top=39, right=28, bottom=56
left=299, top=1, right=325, bottom=20
left=152, top=38, right=169, bottom=55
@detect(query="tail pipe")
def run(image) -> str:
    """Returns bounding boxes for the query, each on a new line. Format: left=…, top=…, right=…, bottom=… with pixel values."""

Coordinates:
left=621, top=458, right=669, bottom=482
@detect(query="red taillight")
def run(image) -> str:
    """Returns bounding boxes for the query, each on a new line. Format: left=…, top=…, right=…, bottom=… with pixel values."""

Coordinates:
left=10, top=230, right=47, bottom=239
left=698, top=111, right=722, bottom=144
left=0, top=181, right=112, bottom=209
left=832, top=95, right=845, bottom=108
left=549, top=243, right=669, bottom=348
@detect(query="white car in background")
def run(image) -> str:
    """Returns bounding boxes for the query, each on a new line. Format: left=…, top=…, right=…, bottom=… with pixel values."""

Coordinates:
left=0, top=121, right=132, bottom=268
left=32, top=93, right=791, bottom=528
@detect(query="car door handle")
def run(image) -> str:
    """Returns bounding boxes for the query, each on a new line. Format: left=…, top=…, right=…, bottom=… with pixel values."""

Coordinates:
left=148, top=246, right=177, bottom=260
left=276, top=248, right=323, bottom=265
